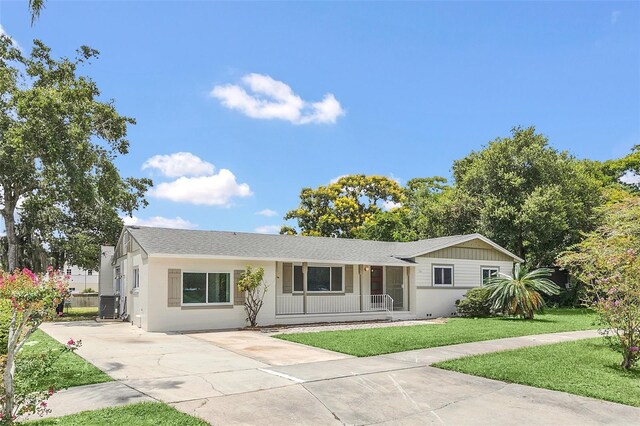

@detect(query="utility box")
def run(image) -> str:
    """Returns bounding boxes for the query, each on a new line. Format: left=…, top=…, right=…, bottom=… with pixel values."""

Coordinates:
left=99, top=295, right=118, bottom=319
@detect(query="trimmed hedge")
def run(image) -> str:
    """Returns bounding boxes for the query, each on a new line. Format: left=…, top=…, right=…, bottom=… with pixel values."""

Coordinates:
left=456, top=287, right=493, bottom=317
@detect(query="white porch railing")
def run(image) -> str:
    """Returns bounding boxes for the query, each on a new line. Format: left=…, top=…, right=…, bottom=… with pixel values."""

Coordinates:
left=276, top=294, right=393, bottom=315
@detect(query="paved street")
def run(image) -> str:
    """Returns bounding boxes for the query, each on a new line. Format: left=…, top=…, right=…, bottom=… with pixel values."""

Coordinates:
left=39, top=322, right=638, bottom=425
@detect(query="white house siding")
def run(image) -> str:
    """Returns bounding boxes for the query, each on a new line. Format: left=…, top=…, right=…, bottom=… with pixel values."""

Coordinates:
left=98, top=246, right=114, bottom=296
left=145, top=257, right=277, bottom=332
left=414, top=256, right=514, bottom=318
left=127, top=251, right=148, bottom=329
left=63, top=264, right=99, bottom=293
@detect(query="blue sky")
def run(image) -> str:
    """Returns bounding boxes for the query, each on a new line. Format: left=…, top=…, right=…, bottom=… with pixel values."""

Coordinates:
left=1, top=1, right=639, bottom=234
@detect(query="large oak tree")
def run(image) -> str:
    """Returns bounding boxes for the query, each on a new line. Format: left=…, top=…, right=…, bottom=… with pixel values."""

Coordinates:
left=0, top=37, right=151, bottom=272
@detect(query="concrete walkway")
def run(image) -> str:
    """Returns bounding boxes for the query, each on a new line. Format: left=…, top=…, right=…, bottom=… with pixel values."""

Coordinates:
left=38, top=322, right=639, bottom=425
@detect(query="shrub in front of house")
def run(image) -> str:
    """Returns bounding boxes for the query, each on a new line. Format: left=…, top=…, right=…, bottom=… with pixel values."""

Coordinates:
left=456, top=287, right=493, bottom=317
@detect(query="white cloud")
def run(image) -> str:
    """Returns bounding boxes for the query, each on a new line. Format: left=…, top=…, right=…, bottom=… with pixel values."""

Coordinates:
left=123, top=215, right=197, bottom=229
left=0, top=24, right=21, bottom=50
left=256, top=209, right=278, bottom=217
left=382, top=200, right=402, bottom=211
left=255, top=225, right=281, bottom=234
left=142, top=152, right=214, bottom=178
left=620, top=170, right=640, bottom=185
left=611, top=10, right=621, bottom=25
left=150, top=169, right=252, bottom=206
left=211, top=73, right=345, bottom=125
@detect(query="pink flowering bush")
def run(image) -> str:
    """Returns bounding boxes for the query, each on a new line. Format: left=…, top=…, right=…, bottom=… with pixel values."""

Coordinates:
left=0, top=267, right=77, bottom=424
left=557, top=197, right=640, bottom=370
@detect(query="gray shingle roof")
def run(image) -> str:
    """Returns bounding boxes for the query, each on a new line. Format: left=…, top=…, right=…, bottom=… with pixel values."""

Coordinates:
left=126, top=226, right=520, bottom=265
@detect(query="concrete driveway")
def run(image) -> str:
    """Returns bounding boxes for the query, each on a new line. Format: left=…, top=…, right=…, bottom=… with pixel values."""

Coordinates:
left=40, top=322, right=640, bottom=425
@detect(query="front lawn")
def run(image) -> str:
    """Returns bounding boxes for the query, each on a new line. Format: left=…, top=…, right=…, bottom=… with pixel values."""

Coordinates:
left=435, top=338, right=640, bottom=407
left=24, top=402, right=208, bottom=425
left=275, top=308, right=597, bottom=356
left=20, top=330, right=112, bottom=392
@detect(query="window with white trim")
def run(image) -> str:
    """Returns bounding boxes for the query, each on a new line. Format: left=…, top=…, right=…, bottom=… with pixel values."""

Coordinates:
left=66, top=268, right=72, bottom=276
left=132, top=268, right=140, bottom=289
left=87, top=270, right=93, bottom=276
left=433, top=265, right=453, bottom=286
left=182, top=272, right=230, bottom=304
left=293, top=265, right=343, bottom=292
left=481, top=267, right=499, bottom=284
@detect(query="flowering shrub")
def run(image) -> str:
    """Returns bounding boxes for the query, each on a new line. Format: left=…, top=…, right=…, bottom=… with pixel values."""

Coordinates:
left=557, top=197, right=640, bottom=370
left=237, top=266, right=268, bottom=327
left=0, top=267, right=75, bottom=424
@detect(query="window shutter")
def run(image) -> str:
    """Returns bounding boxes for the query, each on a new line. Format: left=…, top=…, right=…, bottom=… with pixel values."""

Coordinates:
left=234, top=270, right=245, bottom=306
left=168, top=269, right=181, bottom=307
left=345, top=265, right=354, bottom=293
left=282, top=263, right=292, bottom=294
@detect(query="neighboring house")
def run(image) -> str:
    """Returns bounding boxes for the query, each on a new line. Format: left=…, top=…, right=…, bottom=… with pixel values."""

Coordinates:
left=63, top=264, right=99, bottom=293
left=99, top=226, right=523, bottom=332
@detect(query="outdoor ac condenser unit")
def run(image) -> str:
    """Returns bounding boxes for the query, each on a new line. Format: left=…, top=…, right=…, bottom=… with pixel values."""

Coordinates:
left=99, top=295, right=118, bottom=319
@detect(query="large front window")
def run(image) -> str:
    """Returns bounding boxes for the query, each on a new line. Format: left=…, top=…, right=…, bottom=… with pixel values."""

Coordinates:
left=293, top=265, right=343, bottom=292
left=183, top=272, right=230, bottom=304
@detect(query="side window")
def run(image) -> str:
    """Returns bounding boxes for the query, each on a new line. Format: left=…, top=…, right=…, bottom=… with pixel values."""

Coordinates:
left=433, top=266, right=453, bottom=286
left=133, top=268, right=140, bottom=289
left=482, top=267, right=499, bottom=284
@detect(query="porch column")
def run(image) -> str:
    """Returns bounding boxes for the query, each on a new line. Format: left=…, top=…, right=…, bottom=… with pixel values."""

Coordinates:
left=302, top=262, right=308, bottom=314
left=359, top=265, right=363, bottom=313
left=406, top=266, right=411, bottom=312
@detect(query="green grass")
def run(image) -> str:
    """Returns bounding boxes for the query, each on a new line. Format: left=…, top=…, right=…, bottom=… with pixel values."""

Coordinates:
left=50, top=307, right=98, bottom=322
left=20, top=330, right=112, bottom=392
left=275, top=308, right=598, bottom=356
left=23, top=402, right=208, bottom=425
left=435, top=338, right=640, bottom=407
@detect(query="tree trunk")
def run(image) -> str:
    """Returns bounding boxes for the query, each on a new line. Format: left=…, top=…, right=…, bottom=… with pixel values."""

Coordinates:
left=621, top=351, right=633, bottom=370
left=2, top=347, right=16, bottom=420
left=2, top=199, right=18, bottom=272
left=3, top=311, right=18, bottom=422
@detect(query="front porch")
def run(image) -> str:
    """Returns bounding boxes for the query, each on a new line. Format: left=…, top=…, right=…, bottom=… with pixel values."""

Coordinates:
left=276, top=294, right=394, bottom=315
left=274, top=262, right=412, bottom=318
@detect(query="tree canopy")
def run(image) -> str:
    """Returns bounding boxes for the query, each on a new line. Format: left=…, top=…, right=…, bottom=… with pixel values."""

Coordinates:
left=0, top=37, right=151, bottom=272
left=450, top=126, right=604, bottom=266
left=283, top=175, right=404, bottom=238
left=283, top=127, right=637, bottom=267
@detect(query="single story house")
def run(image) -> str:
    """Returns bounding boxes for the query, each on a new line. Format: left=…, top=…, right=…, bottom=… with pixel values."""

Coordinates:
left=98, top=226, right=523, bottom=332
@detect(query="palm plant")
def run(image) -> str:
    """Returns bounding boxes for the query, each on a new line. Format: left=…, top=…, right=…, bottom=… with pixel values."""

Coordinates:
left=484, top=265, right=560, bottom=319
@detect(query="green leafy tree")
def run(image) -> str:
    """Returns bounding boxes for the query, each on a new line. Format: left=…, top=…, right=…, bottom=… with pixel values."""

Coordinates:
left=28, top=1, right=46, bottom=24
left=0, top=37, right=151, bottom=272
left=484, top=265, right=560, bottom=319
left=557, top=197, right=640, bottom=370
left=358, top=177, right=479, bottom=242
left=284, top=175, right=404, bottom=238
left=452, top=126, right=603, bottom=266
left=236, top=266, right=268, bottom=327
left=356, top=208, right=417, bottom=242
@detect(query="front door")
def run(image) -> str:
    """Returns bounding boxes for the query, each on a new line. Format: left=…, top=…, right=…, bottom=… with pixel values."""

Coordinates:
left=386, top=266, right=404, bottom=310
left=370, top=266, right=383, bottom=296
